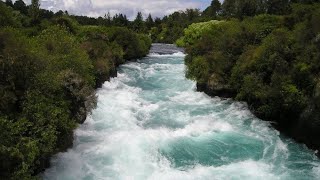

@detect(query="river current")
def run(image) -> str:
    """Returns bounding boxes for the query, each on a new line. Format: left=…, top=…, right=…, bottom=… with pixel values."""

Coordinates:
left=44, top=44, right=320, bottom=180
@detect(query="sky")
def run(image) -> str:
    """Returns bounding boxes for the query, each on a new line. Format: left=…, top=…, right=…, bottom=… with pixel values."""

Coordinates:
left=18, top=0, right=212, bottom=20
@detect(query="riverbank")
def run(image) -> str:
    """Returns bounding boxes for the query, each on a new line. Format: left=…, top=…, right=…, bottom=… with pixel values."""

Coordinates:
left=37, top=37, right=152, bottom=175
left=181, top=3, right=320, bottom=159
left=0, top=3, right=151, bottom=177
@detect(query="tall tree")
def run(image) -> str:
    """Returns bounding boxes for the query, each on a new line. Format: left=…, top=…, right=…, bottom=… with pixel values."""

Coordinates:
left=113, top=13, right=129, bottom=26
left=135, top=12, right=144, bottom=22
left=145, top=13, right=154, bottom=29
left=13, top=0, right=28, bottom=15
left=29, top=0, right=40, bottom=24
left=210, top=0, right=222, bottom=17
left=222, top=0, right=237, bottom=17
left=185, top=9, right=201, bottom=21
left=236, top=0, right=259, bottom=18
left=105, top=12, right=112, bottom=26
left=133, top=12, right=146, bottom=33
left=222, top=0, right=262, bottom=18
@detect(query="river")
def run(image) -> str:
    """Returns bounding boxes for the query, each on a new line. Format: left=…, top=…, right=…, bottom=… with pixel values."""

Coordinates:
left=43, top=44, right=320, bottom=180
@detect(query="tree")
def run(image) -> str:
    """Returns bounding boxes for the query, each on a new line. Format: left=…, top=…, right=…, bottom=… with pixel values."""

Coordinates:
left=236, top=0, right=259, bottom=18
left=13, top=0, right=28, bottom=15
left=266, top=0, right=290, bottom=15
left=29, top=0, right=40, bottom=24
left=5, top=0, right=13, bottom=7
left=105, top=12, right=112, bottom=26
left=0, top=2, right=19, bottom=27
left=221, top=0, right=265, bottom=18
left=135, top=12, right=143, bottom=22
left=222, top=0, right=236, bottom=17
left=210, top=0, right=222, bottom=17
left=55, top=10, right=64, bottom=17
left=113, top=13, right=129, bottom=26
left=133, top=12, right=146, bottom=33
left=146, top=13, right=154, bottom=29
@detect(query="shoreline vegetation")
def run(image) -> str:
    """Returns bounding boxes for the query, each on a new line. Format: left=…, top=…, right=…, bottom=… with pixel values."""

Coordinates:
left=0, top=0, right=151, bottom=178
left=178, top=1, right=320, bottom=157
left=1, top=0, right=320, bottom=179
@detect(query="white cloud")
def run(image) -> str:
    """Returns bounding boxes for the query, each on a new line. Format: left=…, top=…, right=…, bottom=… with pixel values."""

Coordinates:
left=20, top=0, right=207, bottom=20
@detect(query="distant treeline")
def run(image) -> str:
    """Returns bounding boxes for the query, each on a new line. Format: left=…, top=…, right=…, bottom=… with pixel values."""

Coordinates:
left=6, top=0, right=313, bottom=45
left=179, top=0, right=320, bottom=156
left=9, top=0, right=317, bottom=45
left=0, top=0, right=151, bottom=179
left=152, top=0, right=320, bottom=43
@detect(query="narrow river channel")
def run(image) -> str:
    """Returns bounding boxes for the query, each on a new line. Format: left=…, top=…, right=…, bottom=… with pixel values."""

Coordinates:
left=44, top=44, right=320, bottom=180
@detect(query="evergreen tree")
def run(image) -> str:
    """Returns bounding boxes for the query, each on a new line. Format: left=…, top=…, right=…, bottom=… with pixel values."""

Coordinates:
left=266, top=0, right=290, bottom=15
left=222, top=0, right=236, bottom=17
left=13, top=0, right=28, bottom=15
left=210, top=0, right=222, bottom=17
left=5, top=0, right=13, bottom=7
left=146, top=13, right=154, bottom=29
left=29, top=0, right=40, bottom=24
left=236, top=0, right=259, bottom=18
left=113, top=13, right=129, bottom=26
left=135, top=12, right=144, bottom=22
left=222, top=0, right=263, bottom=18
left=105, top=12, right=112, bottom=26
left=133, top=12, right=146, bottom=33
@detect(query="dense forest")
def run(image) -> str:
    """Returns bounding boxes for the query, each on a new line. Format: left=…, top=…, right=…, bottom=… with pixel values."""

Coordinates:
left=179, top=0, right=320, bottom=158
left=0, top=0, right=151, bottom=179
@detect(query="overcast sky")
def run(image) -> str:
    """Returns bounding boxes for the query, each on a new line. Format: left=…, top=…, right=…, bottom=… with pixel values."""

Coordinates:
left=17, top=0, right=212, bottom=19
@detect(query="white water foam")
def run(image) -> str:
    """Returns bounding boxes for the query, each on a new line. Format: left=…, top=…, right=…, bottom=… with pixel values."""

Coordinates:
left=148, top=52, right=186, bottom=57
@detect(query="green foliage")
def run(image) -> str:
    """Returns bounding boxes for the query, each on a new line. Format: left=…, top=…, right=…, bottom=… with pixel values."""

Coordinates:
left=29, top=0, right=40, bottom=24
left=148, top=0, right=293, bottom=44
left=79, top=26, right=123, bottom=87
left=132, top=12, right=146, bottom=33
left=145, top=14, right=154, bottom=29
left=184, top=3, right=320, bottom=138
left=0, top=3, right=151, bottom=179
left=52, top=16, right=79, bottom=34
left=151, top=9, right=203, bottom=43
left=0, top=2, right=22, bottom=27
left=108, top=27, right=151, bottom=59
left=0, top=26, right=96, bottom=179
left=222, top=0, right=290, bottom=18
left=13, top=0, right=28, bottom=15
left=185, top=56, right=210, bottom=83
left=205, top=0, right=222, bottom=17
left=37, top=26, right=94, bottom=84
left=176, top=20, right=223, bottom=47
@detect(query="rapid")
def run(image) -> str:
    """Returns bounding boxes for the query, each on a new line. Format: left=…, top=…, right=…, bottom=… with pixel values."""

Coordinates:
left=43, top=44, right=320, bottom=180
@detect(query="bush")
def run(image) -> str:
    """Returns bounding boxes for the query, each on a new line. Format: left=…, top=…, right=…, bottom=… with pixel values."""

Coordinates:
left=108, top=27, right=151, bottom=59
left=52, top=16, right=79, bottom=34
left=0, top=26, right=96, bottom=179
left=186, top=56, right=210, bottom=83
left=176, top=20, right=223, bottom=47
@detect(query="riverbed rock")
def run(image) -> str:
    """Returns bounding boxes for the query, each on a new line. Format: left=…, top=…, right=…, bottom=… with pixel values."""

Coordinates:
left=197, top=74, right=236, bottom=98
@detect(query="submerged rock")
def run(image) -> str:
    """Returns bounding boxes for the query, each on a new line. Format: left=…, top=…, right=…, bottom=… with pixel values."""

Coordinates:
left=197, top=74, right=236, bottom=99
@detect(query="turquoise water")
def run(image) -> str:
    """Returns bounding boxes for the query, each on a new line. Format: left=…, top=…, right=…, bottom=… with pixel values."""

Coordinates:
left=44, top=44, right=320, bottom=180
